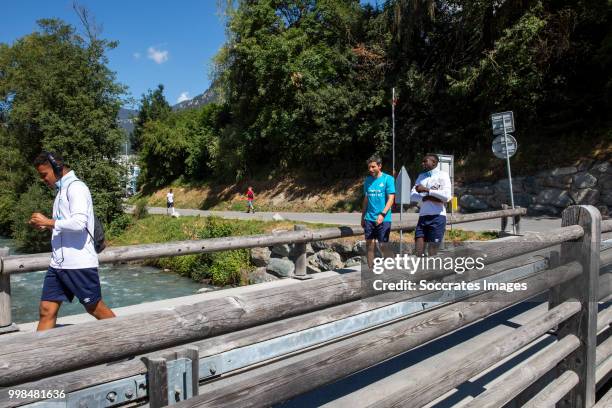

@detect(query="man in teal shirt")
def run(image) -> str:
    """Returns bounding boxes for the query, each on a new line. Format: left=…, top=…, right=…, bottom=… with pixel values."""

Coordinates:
left=361, top=155, right=395, bottom=270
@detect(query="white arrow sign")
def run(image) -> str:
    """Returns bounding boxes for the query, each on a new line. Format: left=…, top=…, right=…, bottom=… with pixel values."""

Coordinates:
left=394, top=166, right=411, bottom=204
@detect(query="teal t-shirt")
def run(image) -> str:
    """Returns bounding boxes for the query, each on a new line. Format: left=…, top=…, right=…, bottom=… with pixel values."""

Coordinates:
left=364, top=172, right=395, bottom=222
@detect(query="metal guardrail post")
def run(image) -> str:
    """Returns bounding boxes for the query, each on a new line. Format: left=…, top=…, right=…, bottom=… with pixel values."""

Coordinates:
left=293, top=224, right=311, bottom=280
left=553, top=205, right=601, bottom=408
left=0, top=247, right=17, bottom=334
left=142, top=347, right=199, bottom=407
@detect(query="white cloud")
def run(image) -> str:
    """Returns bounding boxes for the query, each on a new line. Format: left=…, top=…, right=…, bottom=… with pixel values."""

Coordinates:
left=177, top=92, right=191, bottom=103
left=147, top=47, right=169, bottom=64
left=133, top=52, right=141, bottom=60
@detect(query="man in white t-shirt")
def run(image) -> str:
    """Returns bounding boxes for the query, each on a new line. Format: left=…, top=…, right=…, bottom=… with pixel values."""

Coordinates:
left=410, top=154, right=452, bottom=256
left=28, top=152, right=115, bottom=331
left=166, top=189, right=175, bottom=215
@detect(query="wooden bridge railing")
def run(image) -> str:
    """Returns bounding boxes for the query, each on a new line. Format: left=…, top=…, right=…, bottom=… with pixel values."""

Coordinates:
left=0, top=208, right=525, bottom=332
left=0, top=206, right=611, bottom=408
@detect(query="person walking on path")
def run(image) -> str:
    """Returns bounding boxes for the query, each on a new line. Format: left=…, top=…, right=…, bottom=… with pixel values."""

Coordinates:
left=28, top=152, right=116, bottom=331
left=246, top=186, right=255, bottom=214
left=361, top=155, right=395, bottom=271
left=166, top=189, right=175, bottom=216
left=410, top=153, right=452, bottom=256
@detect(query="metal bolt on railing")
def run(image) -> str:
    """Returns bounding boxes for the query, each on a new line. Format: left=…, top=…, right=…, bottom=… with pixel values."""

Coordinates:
left=106, top=391, right=117, bottom=402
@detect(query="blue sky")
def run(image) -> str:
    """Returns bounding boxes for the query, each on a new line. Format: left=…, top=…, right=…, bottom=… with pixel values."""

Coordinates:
left=2, top=1, right=383, bottom=110
left=1, top=1, right=227, bottom=108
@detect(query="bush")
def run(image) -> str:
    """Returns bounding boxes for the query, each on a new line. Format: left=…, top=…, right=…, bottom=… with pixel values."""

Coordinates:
left=106, top=213, right=133, bottom=238
left=153, top=216, right=253, bottom=285
left=133, top=197, right=149, bottom=220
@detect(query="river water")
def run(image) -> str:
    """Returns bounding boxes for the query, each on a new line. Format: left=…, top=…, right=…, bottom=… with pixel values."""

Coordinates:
left=0, top=237, right=203, bottom=324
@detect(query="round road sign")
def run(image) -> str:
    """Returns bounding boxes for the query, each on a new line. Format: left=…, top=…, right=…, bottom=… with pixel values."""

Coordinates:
left=492, top=134, right=517, bottom=159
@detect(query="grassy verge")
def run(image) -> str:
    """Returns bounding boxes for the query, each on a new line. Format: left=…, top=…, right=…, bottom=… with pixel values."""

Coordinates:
left=107, top=214, right=498, bottom=286
left=106, top=215, right=337, bottom=286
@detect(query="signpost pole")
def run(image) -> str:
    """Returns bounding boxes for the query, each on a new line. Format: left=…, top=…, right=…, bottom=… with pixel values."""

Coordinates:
left=399, top=204, right=403, bottom=255
left=392, top=87, right=396, bottom=177
left=502, top=120, right=516, bottom=234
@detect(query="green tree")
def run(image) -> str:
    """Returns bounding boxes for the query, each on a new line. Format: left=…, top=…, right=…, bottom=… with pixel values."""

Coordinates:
left=137, top=103, right=224, bottom=188
left=0, top=17, right=126, bottom=250
left=132, top=84, right=172, bottom=152
left=213, top=0, right=389, bottom=179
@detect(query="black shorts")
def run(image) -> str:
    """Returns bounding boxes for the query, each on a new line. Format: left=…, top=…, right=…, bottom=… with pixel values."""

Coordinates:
left=41, top=267, right=102, bottom=307
left=364, top=220, right=391, bottom=242
left=167, top=201, right=174, bottom=208
left=415, top=215, right=446, bottom=243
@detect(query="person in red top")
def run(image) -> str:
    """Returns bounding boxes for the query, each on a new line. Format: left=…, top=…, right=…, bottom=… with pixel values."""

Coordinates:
left=246, top=186, right=255, bottom=213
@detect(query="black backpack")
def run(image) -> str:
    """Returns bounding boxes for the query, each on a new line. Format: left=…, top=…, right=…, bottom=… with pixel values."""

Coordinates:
left=66, top=180, right=106, bottom=253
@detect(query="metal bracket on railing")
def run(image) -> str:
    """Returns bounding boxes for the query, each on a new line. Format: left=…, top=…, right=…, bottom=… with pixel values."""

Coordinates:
left=67, top=375, right=147, bottom=408
left=142, top=347, right=199, bottom=407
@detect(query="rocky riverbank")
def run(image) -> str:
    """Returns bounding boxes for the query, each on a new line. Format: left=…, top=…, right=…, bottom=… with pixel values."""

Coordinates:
left=248, top=239, right=366, bottom=283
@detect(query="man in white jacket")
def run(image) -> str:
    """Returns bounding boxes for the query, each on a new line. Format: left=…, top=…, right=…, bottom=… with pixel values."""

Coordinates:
left=29, top=152, right=115, bottom=331
left=410, top=154, right=452, bottom=256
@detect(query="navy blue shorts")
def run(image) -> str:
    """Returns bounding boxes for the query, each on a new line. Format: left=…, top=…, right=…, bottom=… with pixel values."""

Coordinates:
left=41, top=267, right=102, bottom=307
left=364, top=220, right=391, bottom=243
left=415, top=215, right=446, bottom=243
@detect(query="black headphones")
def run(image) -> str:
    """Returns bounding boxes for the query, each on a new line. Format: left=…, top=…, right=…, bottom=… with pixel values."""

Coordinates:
left=45, top=152, right=63, bottom=179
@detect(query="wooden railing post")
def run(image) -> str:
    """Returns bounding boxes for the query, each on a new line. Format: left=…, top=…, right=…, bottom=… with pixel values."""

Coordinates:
left=0, top=247, right=17, bottom=334
left=553, top=205, right=601, bottom=408
left=293, top=224, right=311, bottom=280
left=501, top=204, right=521, bottom=235
left=514, top=205, right=522, bottom=235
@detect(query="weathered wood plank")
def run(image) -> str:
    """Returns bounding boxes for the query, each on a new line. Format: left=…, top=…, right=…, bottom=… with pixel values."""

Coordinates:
left=0, top=226, right=575, bottom=385
left=172, top=265, right=581, bottom=408
left=554, top=205, right=601, bottom=408
left=522, top=370, right=579, bottom=408
left=0, top=253, right=551, bottom=406
left=593, top=386, right=612, bottom=408
left=293, top=224, right=308, bottom=278
left=461, top=334, right=580, bottom=408
left=596, top=336, right=612, bottom=367
left=359, top=302, right=581, bottom=408
left=601, top=247, right=612, bottom=267
left=0, top=208, right=529, bottom=275
left=0, top=272, right=362, bottom=386
left=596, top=354, right=612, bottom=384
left=0, top=248, right=10, bottom=327
left=597, top=307, right=612, bottom=332
left=142, top=357, right=168, bottom=408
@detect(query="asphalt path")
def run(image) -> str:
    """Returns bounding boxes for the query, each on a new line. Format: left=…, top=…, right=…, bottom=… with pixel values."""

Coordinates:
left=131, top=206, right=562, bottom=233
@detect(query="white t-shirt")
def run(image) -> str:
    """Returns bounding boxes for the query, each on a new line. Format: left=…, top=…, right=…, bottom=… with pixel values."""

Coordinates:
left=167, top=192, right=174, bottom=203
left=50, top=171, right=98, bottom=269
left=410, top=170, right=452, bottom=216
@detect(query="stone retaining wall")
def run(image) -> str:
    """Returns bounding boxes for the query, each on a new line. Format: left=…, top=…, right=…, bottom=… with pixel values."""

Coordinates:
left=457, top=160, right=611, bottom=216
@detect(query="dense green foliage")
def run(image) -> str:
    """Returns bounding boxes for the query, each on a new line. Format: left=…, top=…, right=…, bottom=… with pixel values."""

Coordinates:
left=137, top=103, right=224, bottom=190
left=0, top=19, right=126, bottom=251
left=132, top=84, right=172, bottom=153
left=108, top=215, right=264, bottom=285
left=135, top=0, right=611, bottom=188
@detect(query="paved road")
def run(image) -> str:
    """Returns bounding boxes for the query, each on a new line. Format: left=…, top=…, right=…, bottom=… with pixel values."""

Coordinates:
left=130, top=206, right=562, bottom=233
